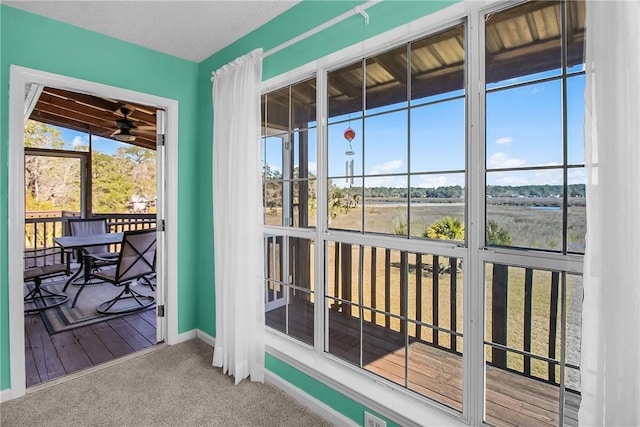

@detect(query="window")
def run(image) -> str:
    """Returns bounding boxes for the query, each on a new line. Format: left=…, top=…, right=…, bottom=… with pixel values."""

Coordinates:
left=262, top=79, right=317, bottom=346
left=327, top=25, right=466, bottom=238
left=262, top=1, right=585, bottom=425
left=482, top=2, right=585, bottom=425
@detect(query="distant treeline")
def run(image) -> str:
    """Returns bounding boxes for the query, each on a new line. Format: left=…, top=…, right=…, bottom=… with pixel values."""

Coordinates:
left=342, top=184, right=586, bottom=199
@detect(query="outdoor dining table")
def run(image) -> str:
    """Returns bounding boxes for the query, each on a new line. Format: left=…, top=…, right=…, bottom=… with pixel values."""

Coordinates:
left=53, top=232, right=124, bottom=307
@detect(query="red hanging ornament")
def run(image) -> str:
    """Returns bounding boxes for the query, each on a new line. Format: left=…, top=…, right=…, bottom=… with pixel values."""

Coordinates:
left=344, top=127, right=356, bottom=142
left=344, top=126, right=356, bottom=156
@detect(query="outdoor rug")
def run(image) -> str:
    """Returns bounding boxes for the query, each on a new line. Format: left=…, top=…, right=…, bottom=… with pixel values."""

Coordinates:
left=32, top=278, right=155, bottom=334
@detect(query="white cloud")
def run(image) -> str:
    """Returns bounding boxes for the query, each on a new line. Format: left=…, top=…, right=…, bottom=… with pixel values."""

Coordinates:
left=308, top=161, right=317, bottom=175
left=72, top=136, right=86, bottom=147
left=487, top=152, right=526, bottom=169
left=415, top=174, right=465, bottom=188
left=368, top=159, right=402, bottom=175
left=488, top=169, right=564, bottom=186
left=495, top=136, right=513, bottom=145
left=365, top=175, right=405, bottom=188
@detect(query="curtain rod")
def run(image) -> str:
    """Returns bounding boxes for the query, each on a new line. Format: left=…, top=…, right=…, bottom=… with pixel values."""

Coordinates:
left=211, top=0, right=381, bottom=81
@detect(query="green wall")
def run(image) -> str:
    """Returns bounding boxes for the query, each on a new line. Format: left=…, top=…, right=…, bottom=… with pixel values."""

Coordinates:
left=198, top=0, right=458, bottom=422
left=2, top=1, right=461, bottom=420
left=0, top=5, right=200, bottom=391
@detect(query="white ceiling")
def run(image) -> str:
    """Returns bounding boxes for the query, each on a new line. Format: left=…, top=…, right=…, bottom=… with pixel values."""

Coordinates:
left=3, top=0, right=300, bottom=62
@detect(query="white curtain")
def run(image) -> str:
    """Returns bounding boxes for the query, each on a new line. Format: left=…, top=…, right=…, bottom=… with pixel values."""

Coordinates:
left=581, top=2, right=640, bottom=425
left=211, top=48, right=265, bottom=384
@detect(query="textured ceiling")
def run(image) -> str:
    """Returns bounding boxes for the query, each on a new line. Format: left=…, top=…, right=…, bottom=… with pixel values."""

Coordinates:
left=3, top=0, right=300, bottom=62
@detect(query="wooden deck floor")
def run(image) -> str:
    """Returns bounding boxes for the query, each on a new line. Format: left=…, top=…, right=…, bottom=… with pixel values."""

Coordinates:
left=266, top=299, right=580, bottom=427
left=25, top=308, right=156, bottom=388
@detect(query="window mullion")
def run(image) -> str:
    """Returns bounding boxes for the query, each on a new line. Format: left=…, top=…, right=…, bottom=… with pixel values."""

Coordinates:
left=316, top=67, right=328, bottom=356
left=466, top=9, right=486, bottom=426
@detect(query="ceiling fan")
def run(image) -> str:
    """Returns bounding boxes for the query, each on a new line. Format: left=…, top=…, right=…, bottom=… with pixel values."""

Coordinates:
left=111, top=107, right=155, bottom=142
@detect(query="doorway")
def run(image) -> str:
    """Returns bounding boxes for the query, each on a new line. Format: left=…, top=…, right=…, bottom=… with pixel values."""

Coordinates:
left=8, top=66, right=179, bottom=398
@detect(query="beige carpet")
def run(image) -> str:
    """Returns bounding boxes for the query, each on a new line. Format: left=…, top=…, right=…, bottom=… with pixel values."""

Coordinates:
left=1, top=339, right=333, bottom=426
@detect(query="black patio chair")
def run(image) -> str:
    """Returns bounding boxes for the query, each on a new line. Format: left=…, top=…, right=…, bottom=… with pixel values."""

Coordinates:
left=63, top=218, right=118, bottom=291
left=91, top=229, right=156, bottom=314
left=23, top=247, right=70, bottom=312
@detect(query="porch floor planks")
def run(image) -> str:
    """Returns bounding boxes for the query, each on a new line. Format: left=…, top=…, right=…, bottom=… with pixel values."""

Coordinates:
left=266, top=300, right=581, bottom=426
left=25, top=314, right=66, bottom=386
left=25, top=310, right=156, bottom=388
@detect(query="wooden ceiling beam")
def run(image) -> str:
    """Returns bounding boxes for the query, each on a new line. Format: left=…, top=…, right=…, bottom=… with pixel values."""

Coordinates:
left=370, top=51, right=408, bottom=85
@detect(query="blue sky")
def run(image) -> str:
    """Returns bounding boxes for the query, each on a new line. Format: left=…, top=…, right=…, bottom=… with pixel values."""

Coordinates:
left=59, top=127, right=128, bottom=155
left=263, top=72, right=585, bottom=189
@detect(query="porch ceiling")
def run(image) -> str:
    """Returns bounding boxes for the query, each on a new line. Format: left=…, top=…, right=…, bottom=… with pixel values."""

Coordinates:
left=265, top=0, right=585, bottom=131
left=27, top=87, right=158, bottom=150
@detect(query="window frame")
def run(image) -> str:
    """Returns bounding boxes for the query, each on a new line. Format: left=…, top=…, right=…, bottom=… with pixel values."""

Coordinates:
left=261, top=1, right=585, bottom=425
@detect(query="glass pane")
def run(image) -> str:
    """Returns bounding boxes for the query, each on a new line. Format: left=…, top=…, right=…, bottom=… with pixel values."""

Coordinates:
left=486, top=80, right=562, bottom=169
left=265, top=280, right=287, bottom=335
left=487, top=169, right=563, bottom=250
left=565, top=274, right=582, bottom=371
left=264, top=235, right=284, bottom=282
left=359, top=247, right=404, bottom=320
left=265, top=86, right=289, bottom=132
left=568, top=168, right=586, bottom=253
left=485, top=345, right=561, bottom=427
left=328, top=120, right=362, bottom=178
left=485, top=265, right=563, bottom=375
left=363, top=308, right=405, bottom=387
left=410, top=99, right=465, bottom=173
left=291, top=78, right=316, bottom=130
left=485, top=263, right=567, bottom=426
left=567, top=75, right=585, bottom=165
left=366, top=45, right=408, bottom=114
left=287, top=288, right=314, bottom=346
left=263, top=181, right=283, bottom=226
left=361, top=246, right=385, bottom=311
left=364, top=110, right=408, bottom=175
left=486, top=2, right=562, bottom=88
left=293, top=128, right=317, bottom=179
left=290, top=237, right=315, bottom=292
left=411, top=24, right=465, bottom=105
left=364, top=176, right=407, bottom=235
left=409, top=173, right=465, bottom=239
left=408, top=324, right=463, bottom=412
left=328, top=60, right=363, bottom=124
left=326, top=298, right=360, bottom=366
left=264, top=135, right=284, bottom=179
left=292, top=180, right=316, bottom=228
left=24, top=155, right=81, bottom=214
left=328, top=178, right=362, bottom=232
left=566, top=0, right=586, bottom=74
left=326, top=242, right=360, bottom=304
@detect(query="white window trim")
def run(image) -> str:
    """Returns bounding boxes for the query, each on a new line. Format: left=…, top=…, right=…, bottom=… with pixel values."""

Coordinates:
left=261, top=1, right=584, bottom=425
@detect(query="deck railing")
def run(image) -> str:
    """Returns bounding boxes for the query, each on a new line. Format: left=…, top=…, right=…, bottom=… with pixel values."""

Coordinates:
left=325, top=241, right=579, bottom=389
left=25, top=211, right=157, bottom=252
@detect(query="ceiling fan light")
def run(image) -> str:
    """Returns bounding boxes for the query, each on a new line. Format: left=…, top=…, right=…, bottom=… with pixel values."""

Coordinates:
left=115, top=133, right=136, bottom=142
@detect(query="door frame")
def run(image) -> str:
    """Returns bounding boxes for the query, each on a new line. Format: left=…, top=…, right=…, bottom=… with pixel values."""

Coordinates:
left=8, top=65, right=180, bottom=399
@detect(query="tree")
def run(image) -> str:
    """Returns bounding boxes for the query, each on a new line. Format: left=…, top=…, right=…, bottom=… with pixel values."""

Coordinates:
left=425, top=216, right=465, bottom=240
left=24, top=120, right=81, bottom=211
left=486, top=219, right=512, bottom=246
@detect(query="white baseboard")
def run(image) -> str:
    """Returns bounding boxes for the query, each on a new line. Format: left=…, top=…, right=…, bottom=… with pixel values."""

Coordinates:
left=265, top=371, right=358, bottom=427
left=1, top=388, right=13, bottom=403
left=174, top=329, right=197, bottom=344
left=195, top=329, right=216, bottom=347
